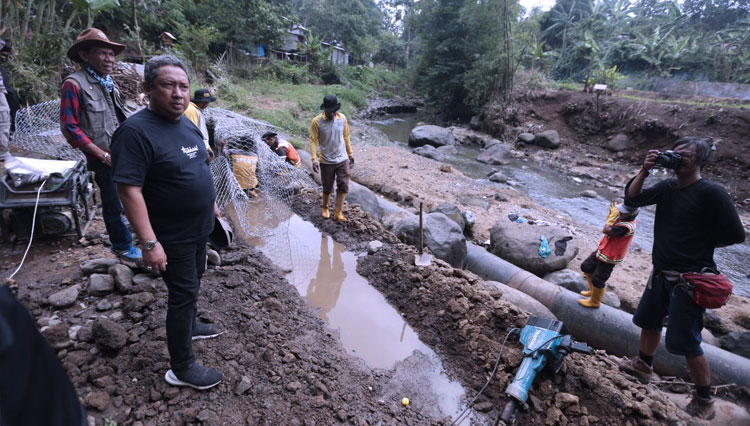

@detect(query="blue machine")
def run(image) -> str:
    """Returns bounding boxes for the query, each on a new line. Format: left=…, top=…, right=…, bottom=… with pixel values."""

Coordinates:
left=500, top=316, right=593, bottom=423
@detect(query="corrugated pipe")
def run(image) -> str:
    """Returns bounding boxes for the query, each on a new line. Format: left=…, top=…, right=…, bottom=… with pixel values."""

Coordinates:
left=465, top=243, right=750, bottom=388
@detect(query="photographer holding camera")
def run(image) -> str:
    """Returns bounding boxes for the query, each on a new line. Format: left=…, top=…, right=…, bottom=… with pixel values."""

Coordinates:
left=619, top=137, right=745, bottom=420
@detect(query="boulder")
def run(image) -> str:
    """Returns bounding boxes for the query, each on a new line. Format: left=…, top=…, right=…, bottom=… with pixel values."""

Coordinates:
left=462, top=210, right=476, bottom=233
left=477, top=144, right=511, bottom=165
left=347, top=181, right=382, bottom=220
left=489, top=170, right=510, bottom=184
left=704, top=310, right=733, bottom=336
left=48, top=285, right=80, bottom=308
left=408, top=125, right=456, bottom=148
left=534, top=130, right=560, bottom=149
left=381, top=210, right=412, bottom=231
left=581, top=190, right=598, bottom=199
left=450, top=127, right=495, bottom=147
left=123, top=292, right=156, bottom=314
left=719, top=331, right=750, bottom=358
left=489, top=220, right=578, bottom=275
left=88, top=274, right=115, bottom=296
left=436, top=145, right=458, bottom=155
left=41, top=322, right=72, bottom=350
left=486, top=281, right=556, bottom=319
left=518, top=133, right=535, bottom=143
left=392, top=213, right=467, bottom=268
left=80, top=258, right=118, bottom=275
left=470, top=116, right=482, bottom=130
left=543, top=269, right=588, bottom=293
left=429, top=202, right=465, bottom=231
left=109, top=264, right=134, bottom=294
left=368, top=240, right=384, bottom=254
left=93, top=319, right=128, bottom=352
left=413, top=145, right=445, bottom=162
left=605, top=134, right=634, bottom=152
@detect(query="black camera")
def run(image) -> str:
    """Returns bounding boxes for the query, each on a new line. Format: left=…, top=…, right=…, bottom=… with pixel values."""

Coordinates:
left=654, top=150, right=682, bottom=169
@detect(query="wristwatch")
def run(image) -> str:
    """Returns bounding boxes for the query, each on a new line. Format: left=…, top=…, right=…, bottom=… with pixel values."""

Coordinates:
left=143, top=240, right=158, bottom=251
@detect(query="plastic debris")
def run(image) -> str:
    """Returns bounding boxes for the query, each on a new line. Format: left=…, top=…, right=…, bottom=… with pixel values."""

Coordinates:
left=539, top=236, right=551, bottom=258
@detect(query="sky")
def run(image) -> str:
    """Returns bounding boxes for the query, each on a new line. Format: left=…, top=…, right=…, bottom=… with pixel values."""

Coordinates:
left=519, top=0, right=555, bottom=14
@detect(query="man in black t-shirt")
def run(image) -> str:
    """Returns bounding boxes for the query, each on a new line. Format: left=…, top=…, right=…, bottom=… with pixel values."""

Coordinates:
left=619, top=137, right=745, bottom=420
left=111, top=55, right=223, bottom=390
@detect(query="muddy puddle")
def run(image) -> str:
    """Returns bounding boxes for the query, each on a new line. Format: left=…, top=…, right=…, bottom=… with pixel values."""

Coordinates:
left=231, top=197, right=483, bottom=423
left=369, top=113, right=750, bottom=296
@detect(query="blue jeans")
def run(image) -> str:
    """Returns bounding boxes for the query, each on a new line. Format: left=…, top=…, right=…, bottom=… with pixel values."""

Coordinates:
left=161, top=238, right=207, bottom=373
left=89, top=160, right=132, bottom=251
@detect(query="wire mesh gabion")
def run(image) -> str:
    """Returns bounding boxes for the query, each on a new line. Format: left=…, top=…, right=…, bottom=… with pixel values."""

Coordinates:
left=12, top=99, right=85, bottom=161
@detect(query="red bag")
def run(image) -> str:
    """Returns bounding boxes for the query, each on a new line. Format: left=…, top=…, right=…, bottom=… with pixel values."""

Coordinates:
left=681, top=270, right=733, bottom=309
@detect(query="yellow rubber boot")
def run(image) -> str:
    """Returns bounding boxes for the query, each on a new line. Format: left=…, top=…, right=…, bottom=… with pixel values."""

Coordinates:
left=580, top=273, right=594, bottom=297
left=578, top=287, right=605, bottom=308
left=321, top=193, right=331, bottom=219
left=334, top=192, right=347, bottom=222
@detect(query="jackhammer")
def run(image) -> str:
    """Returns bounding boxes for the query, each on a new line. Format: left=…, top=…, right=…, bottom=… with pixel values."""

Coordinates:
left=499, top=316, right=593, bottom=424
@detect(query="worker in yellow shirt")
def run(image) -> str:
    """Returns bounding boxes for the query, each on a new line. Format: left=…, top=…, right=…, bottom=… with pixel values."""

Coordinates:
left=309, top=95, right=354, bottom=222
left=183, top=88, right=216, bottom=160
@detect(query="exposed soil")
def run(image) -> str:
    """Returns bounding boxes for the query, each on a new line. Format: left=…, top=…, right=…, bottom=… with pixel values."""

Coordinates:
left=480, top=89, right=750, bottom=206
left=4, top=218, right=439, bottom=426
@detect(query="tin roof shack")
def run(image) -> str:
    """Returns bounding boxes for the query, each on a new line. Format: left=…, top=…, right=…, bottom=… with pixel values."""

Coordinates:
left=323, top=42, right=350, bottom=65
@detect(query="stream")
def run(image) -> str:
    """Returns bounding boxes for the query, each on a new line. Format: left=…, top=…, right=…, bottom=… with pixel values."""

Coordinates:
left=368, top=112, right=750, bottom=297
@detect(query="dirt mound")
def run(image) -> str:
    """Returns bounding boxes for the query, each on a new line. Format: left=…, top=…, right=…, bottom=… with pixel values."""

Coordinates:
left=292, top=189, right=690, bottom=425
left=482, top=89, right=750, bottom=206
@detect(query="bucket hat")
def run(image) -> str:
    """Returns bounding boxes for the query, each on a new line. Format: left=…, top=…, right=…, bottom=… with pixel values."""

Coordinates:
left=320, top=95, right=341, bottom=113
left=191, top=88, right=217, bottom=103
left=67, top=28, right=125, bottom=62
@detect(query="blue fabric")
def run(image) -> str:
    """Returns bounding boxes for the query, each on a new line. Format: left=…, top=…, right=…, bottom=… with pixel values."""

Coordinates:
left=538, top=236, right=551, bottom=258
left=83, top=64, right=114, bottom=93
left=89, top=160, right=132, bottom=250
left=633, top=271, right=705, bottom=356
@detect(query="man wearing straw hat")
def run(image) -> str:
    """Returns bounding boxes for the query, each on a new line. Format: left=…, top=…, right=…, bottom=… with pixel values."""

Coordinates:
left=60, top=28, right=141, bottom=262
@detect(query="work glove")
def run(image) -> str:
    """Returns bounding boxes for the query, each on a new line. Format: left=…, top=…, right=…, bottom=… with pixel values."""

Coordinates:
left=349, top=156, right=355, bottom=166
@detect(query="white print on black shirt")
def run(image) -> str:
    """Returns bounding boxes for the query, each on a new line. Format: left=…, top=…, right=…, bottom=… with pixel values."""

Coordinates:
left=181, top=145, right=199, bottom=159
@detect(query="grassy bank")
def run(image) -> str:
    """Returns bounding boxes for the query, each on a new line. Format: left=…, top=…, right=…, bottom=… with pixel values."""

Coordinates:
left=210, top=65, right=407, bottom=148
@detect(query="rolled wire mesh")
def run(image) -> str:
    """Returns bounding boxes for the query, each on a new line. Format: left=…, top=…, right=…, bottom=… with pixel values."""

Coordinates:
left=11, top=102, right=318, bottom=281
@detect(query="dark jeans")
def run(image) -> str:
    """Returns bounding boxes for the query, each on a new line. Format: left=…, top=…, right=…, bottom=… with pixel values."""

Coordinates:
left=89, top=160, right=132, bottom=251
left=320, top=159, right=350, bottom=194
left=161, top=238, right=207, bottom=373
left=580, top=251, right=616, bottom=288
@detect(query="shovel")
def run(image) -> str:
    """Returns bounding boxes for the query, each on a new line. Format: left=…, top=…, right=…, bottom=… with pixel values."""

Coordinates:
left=415, top=203, right=432, bottom=266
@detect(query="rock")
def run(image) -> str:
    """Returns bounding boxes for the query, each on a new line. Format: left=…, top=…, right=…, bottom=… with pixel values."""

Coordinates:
left=348, top=181, right=382, bottom=220
left=132, top=274, right=156, bottom=286
left=206, top=248, right=221, bottom=266
left=704, top=310, right=733, bottom=336
left=88, top=274, right=115, bottom=296
left=543, top=269, right=588, bottom=293
left=368, top=240, right=384, bottom=254
left=413, top=145, right=445, bottom=161
left=96, top=300, right=112, bottom=311
left=485, top=281, right=556, bottom=319
left=381, top=210, right=412, bottom=231
left=93, top=318, right=128, bottom=352
left=285, top=381, right=302, bottom=392
left=605, top=134, right=634, bottom=152
left=534, top=130, right=560, bottom=149
left=408, top=125, right=456, bottom=147
left=77, top=323, right=94, bottom=342
left=436, top=145, right=458, bottom=155
left=235, top=376, right=253, bottom=395
left=393, top=213, right=466, bottom=268
left=81, top=258, right=119, bottom=275
left=489, top=220, right=578, bottom=275
left=123, top=292, right=155, bottom=314
left=83, top=391, right=111, bottom=411
left=602, top=291, right=621, bottom=308
left=474, top=401, right=494, bottom=412
left=701, top=328, right=720, bottom=347
left=555, top=392, right=579, bottom=407
left=470, top=116, right=482, bottom=130
left=41, top=322, right=72, bottom=350
left=109, top=264, right=134, bottom=294
left=518, top=132, right=535, bottom=143
left=581, top=190, right=598, bottom=198
left=719, top=331, right=750, bottom=358
left=429, top=202, right=465, bottom=231
left=48, top=285, right=80, bottom=308
left=439, top=165, right=452, bottom=173
left=489, top=171, right=509, bottom=184
left=477, top=144, right=511, bottom=165
left=450, top=127, right=495, bottom=147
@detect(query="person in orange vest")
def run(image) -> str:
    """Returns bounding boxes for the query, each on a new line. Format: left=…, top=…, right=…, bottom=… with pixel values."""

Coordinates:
left=578, top=201, right=638, bottom=308
left=261, top=132, right=301, bottom=168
